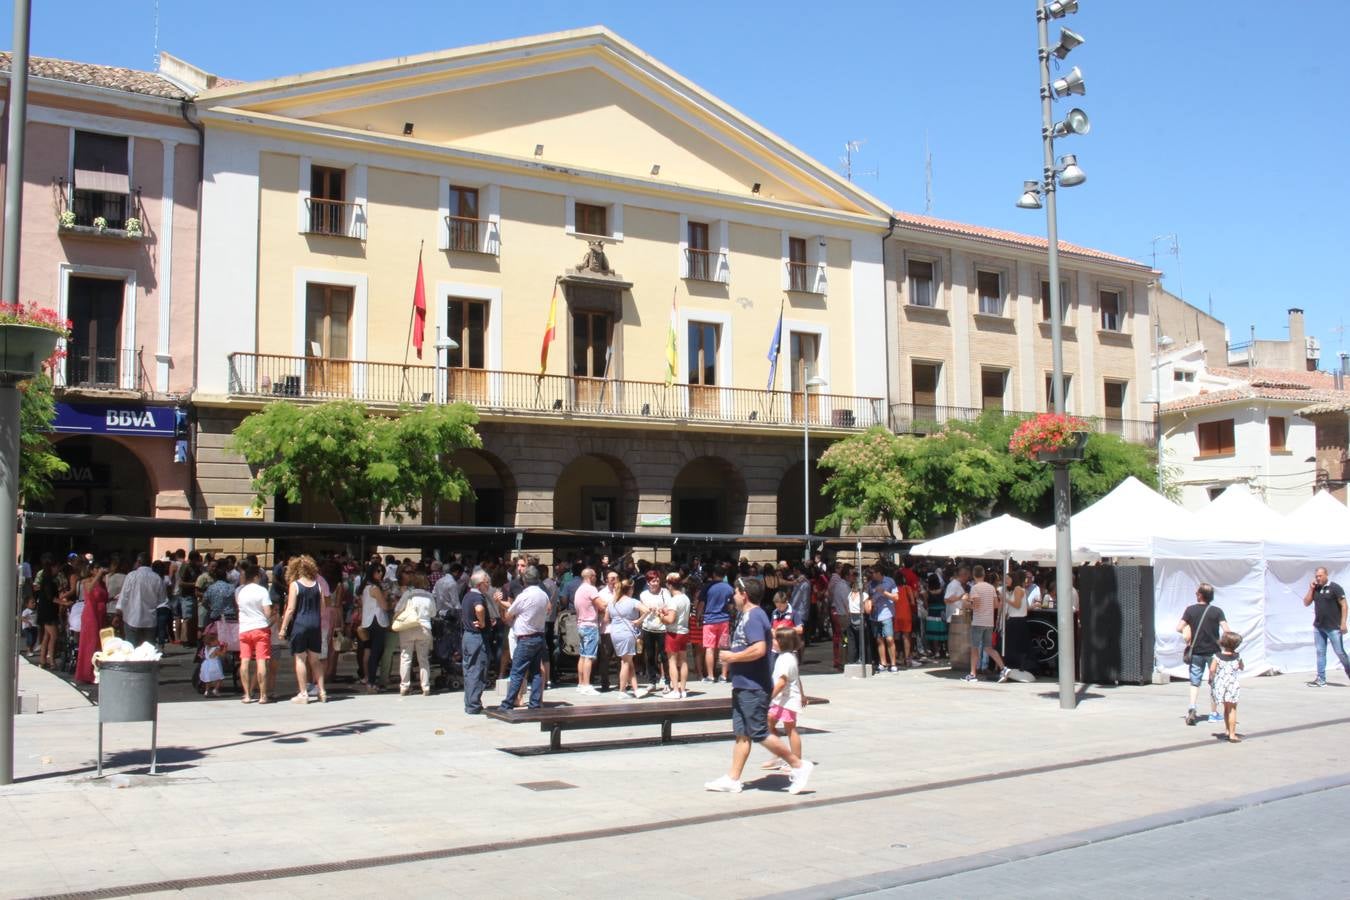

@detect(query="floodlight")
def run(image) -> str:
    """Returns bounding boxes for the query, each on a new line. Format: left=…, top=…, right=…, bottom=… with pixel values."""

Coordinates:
left=1047, top=0, right=1079, bottom=18
left=1016, top=181, right=1043, bottom=209
left=1052, top=28, right=1085, bottom=59
left=1051, top=107, right=1091, bottom=138
left=1058, top=155, right=1086, bottom=187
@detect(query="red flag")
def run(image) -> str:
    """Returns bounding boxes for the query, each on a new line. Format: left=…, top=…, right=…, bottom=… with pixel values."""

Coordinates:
left=412, top=251, right=427, bottom=358
left=539, top=281, right=559, bottom=374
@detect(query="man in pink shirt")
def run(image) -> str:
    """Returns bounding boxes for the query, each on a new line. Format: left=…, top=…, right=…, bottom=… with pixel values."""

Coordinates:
left=964, top=565, right=1010, bottom=683
left=573, top=568, right=602, bottom=694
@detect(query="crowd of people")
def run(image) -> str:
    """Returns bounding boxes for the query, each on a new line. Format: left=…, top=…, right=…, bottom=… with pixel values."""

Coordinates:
left=19, top=544, right=1346, bottom=765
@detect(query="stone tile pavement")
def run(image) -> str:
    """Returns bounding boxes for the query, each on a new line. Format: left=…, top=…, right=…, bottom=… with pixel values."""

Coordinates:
left=4, top=657, right=1348, bottom=898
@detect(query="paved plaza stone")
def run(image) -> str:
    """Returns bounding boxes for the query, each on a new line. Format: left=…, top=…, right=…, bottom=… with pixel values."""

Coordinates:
left=4, top=657, right=1348, bottom=898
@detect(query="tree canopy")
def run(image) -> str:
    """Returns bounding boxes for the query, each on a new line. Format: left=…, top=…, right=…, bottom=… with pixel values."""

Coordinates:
left=816, top=412, right=1158, bottom=539
left=229, top=401, right=482, bottom=524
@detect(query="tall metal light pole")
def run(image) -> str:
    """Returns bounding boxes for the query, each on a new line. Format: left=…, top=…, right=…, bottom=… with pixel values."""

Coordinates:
left=1, top=0, right=34, bottom=785
left=1018, top=0, right=1088, bottom=710
left=802, top=375, right=827, bottom=562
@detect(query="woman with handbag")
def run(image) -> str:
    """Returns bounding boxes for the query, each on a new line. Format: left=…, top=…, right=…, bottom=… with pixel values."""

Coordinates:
left=392, top=573, right=436, bottom=696
left=359, top=562, right=390, bottom=694
left=279, top=554, right=328, bottom=704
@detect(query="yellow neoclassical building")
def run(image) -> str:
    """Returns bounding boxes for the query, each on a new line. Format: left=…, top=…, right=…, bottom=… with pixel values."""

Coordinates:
left=192, top=27, right=892, bottom=538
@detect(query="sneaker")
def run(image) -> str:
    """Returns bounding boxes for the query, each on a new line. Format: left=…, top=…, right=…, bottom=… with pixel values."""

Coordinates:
left=1207, top=712, right=1223, bottom=723
left=660, top=689, right=680, bottom=699
left=908, top=659, right=922, bottom=668
left=704, top=775, right=743, bottom=793
left=702, top=676, right=714, bottom=684
left=1185, top=708, right=1198, bottom=726
left=961, top=674, right=978, bottom=683
left=997, top=668, right=1011, bottom=683
left=787, top=759, right=815, bottom=795
left=623, top=689, right=638, bottom=699
left=1307, top=679, right=1326, bottom=687
left=889, top=666, right=899, bottom=673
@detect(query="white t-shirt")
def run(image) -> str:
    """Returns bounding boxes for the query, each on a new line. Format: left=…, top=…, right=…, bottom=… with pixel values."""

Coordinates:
left=665, top=591, right=691, bottom=635
left=848, top=590, right=864, bottom=615
left=235, top=583, right=273, bottom=633
left=1025, top=584, right=1042, bottom=609
left=944, top=579, right=967, bottom=617
left=639, top=588, right=667, bottom=633
left=1006, top=587, right=1029, bottom=619
left=771, top=652, right=803, bottom=713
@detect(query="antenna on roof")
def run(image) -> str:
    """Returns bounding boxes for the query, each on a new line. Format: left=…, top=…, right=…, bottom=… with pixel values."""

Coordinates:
left=839, top=139, right=876, bottom=183
left=1151, top=234, right=1183, bottom=300
left=152, top=0, right=160, bottom=69
left=924, top=132, right=933, bottom=214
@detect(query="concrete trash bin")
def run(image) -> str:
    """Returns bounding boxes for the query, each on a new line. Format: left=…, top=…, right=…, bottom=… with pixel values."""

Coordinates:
left=96, top=659, right=160, bottom=776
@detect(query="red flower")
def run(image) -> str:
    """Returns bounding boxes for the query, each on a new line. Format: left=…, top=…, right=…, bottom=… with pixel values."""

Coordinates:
left=1008, top=413, right=1090, bottom=460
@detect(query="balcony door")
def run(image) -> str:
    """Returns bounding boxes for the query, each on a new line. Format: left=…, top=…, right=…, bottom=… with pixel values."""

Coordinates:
left=790, top=331, right=822, bottom=423
left=446, top=297, right=487, bottom=402
left=66, top=276, right=124, bottom=387
left=309, top=166, right=346, bottom=235
left=687, top=320, right=720, bottom=416
left=571, top=309, right=613, bottom=410
left=304, top=284, right=352, bottom=396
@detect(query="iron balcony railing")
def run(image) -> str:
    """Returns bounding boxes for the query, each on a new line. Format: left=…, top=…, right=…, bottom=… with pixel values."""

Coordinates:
left=684, top=247, right=726, bottom=283
left=64, top=347, right=146, bottom=391
left=305, top=198, right=365, bottom=238
left=888, top=402, right=1156, bottom=445
left=786, top=260, right=814, bottom=292
left=70, top=189, right=130, bottom=229
left=444, top=215, right=491, bottom=252
left=228, top=352, right=884, bottom=430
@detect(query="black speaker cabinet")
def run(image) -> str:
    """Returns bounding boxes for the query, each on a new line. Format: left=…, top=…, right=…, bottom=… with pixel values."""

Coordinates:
left=1078, top=565, right=1155, bottom=685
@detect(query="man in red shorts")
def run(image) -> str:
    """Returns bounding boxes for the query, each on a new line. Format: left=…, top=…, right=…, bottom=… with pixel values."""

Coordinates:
left=700, top=563, right=734, bottom=683
left=235, top=564, right=275, bottom=703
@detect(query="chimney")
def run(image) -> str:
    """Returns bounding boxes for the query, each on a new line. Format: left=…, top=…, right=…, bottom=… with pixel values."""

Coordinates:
left=156, top=51, right=218, bottom=94
left=1341, top=352, right=1349, bottom=376
left=1287, top=308, right=1306, bottom=369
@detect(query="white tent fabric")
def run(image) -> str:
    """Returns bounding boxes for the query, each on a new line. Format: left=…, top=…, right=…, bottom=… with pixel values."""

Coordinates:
left=911, top=514, right=1099, bottom=562
left=1276, top=491, right=1350, bottom=545
left=1153, top=538, right=1270, bottom=677
left=1174, top=484, right=1286, bottom=542
left=911, top=514, right=1047, bottom=559
left=1262, top=539, right=1350, bottom=675
left=1039, top=475, right=1193, bottom=559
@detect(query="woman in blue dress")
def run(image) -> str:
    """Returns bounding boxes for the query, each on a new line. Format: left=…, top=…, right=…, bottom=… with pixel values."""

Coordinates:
left=279, top=554, right=328, bottom=704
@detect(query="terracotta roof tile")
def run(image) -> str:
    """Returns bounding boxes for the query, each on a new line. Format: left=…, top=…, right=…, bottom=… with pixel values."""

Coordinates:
left=1207, top=366, right=1337, bottom=390
left=891, top=211, right=1151, bottom=270
left=1163, top=383, right=1350, bottom=413
left=0, top=51, right=189, bottom=100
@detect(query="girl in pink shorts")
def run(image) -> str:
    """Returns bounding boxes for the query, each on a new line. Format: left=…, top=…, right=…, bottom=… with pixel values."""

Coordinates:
left=763, top=627, right=806, bottom=771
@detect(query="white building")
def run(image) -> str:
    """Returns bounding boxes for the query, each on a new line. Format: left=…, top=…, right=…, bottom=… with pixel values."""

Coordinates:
left=1155, top=344, right=1350, bottom=513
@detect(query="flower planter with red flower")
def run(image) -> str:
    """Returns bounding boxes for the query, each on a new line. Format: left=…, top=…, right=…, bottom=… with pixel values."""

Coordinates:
left=1008, top=413, right=1090, bottom=463
left=0, top=302, right=71, bottom=377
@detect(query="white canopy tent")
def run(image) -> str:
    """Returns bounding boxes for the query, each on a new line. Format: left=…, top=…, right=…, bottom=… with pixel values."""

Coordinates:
left=911, top=514, right=1098, bottom=563
left=1153, top=489, right=1350, bottom=678
left=1037, top=476, right=1194, bottom=560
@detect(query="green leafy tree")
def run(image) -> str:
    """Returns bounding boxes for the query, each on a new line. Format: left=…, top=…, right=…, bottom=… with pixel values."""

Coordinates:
left=18, top=374, right=68, bottom=503
left=818, top=411, right=1159, bottom=538
left=229, top=400, right=482, bottom=523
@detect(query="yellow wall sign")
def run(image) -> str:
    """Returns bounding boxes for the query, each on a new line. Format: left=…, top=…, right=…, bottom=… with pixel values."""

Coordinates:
left=214, top=504, right=263, bottom=519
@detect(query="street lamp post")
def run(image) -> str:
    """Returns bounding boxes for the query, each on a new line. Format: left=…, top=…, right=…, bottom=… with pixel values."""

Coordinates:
left=1018, top=0, right=1089, bottom=710
left=0, top=0, right=34, bottom=786
left=802, top=375, right=827, bottom=562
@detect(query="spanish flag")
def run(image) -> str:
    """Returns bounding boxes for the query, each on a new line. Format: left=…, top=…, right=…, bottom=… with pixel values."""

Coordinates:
left=539, top=281, right=559, bottom=374
left=664, top=289, right=678, bottom=386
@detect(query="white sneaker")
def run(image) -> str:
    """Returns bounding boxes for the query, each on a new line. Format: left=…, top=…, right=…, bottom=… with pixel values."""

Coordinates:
left=788, top=759, right=815, bottom=795
left=997, top=668, right=1011, bottom=683
left=660, top=689, right=680, bottom=699
left=702, top=676, right=714, bottom=683
left=704, top=775, right=743, bottom=793
left=889, top=666, right=899, bottom=673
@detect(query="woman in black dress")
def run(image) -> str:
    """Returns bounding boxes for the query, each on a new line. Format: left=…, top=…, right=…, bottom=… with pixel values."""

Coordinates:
left=279, top=554, right=328, bottom=704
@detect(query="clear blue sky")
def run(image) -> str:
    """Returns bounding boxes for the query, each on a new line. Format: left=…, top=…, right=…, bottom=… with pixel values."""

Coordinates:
left=7, top=1, right=1348, bottom=369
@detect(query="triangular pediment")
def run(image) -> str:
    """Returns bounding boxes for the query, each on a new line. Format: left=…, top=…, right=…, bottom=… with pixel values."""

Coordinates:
left=200, top=28, right=888, bottom=217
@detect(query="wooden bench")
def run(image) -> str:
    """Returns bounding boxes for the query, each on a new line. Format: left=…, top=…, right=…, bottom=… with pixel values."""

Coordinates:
left=487, top=695, right=828, bottom=752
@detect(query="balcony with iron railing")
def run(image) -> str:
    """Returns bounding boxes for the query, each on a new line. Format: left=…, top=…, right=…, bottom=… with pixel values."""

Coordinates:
left=61, top=347, right=147, bottom=392
left=228, top=352, right=885, bottom=431
left=444, top=215, right=497, bottom=253
left=305, top=197, right=366, bottom=238
left=684, top=247, right=727, bottom=283
left=55, top=181, right=144, bottom=239
left=786, top=260, right=815, bottom=293
left=887, top=402, right=1157, bottom=445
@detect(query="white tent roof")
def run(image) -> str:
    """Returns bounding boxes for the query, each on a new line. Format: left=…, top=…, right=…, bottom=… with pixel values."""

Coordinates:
left=1273, top=490, right=1350, bottom=547
left=913, top=514, right=1098, bottom=562
left=1043, top=475, right=1193, bottom=558
left=1180, top=484, right=1285, bottom=542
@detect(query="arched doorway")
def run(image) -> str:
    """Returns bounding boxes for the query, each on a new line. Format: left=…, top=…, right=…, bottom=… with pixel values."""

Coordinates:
left=433, top=448, right=516, bottom=527
left=28, top=436, right=154, bottom=560
left=776, top=460, right=837, bottom=537
left=553, top=454, right=636, bottom=531
left=672, top=456, right=747, bottom=535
